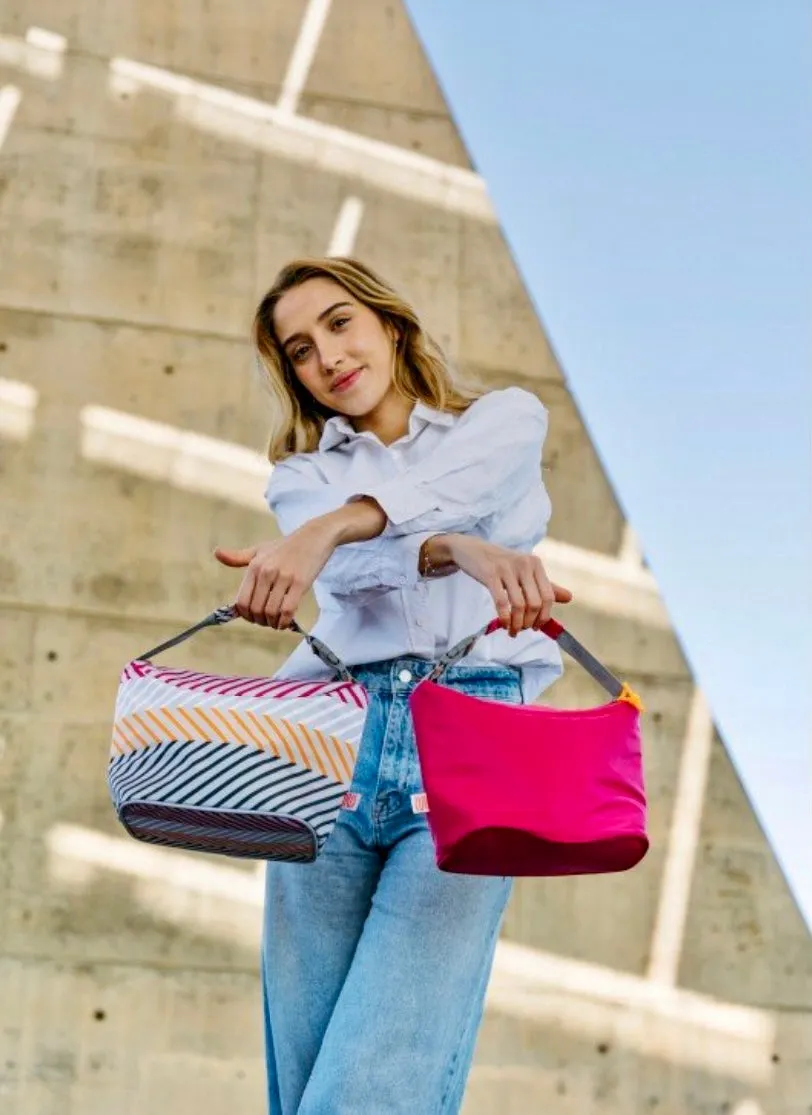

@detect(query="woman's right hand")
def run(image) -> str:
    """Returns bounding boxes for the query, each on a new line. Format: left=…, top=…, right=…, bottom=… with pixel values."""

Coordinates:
left=213, top=519, right=339, bottom=628
left=446, top=534, right=572, bottom=636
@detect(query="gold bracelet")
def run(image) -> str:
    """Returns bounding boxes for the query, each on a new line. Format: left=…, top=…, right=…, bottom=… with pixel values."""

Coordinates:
left=419, top=538, right=434, bottom=578
left=419, top=538, right=455, bottom=579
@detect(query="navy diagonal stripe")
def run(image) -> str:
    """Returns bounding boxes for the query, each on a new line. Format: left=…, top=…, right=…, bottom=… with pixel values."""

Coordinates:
left=169, top=747, right=272, bottom=806
left=114, top=741, right=229, bottom=803
left=225, top=767, right=327, bottom=812
left=204, top=758, right=307, bottom=810
left=141, top=742, right=256, bottom=804
left=226, top=762, right=325, bottom=807
left=258, top=780, right=344, bottom=816
left=108, top=740, right=174, bottom=794
left=297, top=801, right=346, bottom=832
left=302, top=798, right=347, bottom=826
left=245, top=777, right=328, bottom=815
left=110, top=740, right=214, bottom=798
left=278, top=776, right=344, bottom=808
left=109, top=740, right=195, bottom=801
left=110, top=741, right=214, bottom=800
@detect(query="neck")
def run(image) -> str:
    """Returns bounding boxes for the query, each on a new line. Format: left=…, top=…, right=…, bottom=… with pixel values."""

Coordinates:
left=352, top=391, right=414, bottom=447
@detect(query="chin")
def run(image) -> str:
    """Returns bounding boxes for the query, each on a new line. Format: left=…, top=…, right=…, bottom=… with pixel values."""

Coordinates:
left=331, top=388, right=383, bottom=417
left=338, top=401, right=375, bottom=419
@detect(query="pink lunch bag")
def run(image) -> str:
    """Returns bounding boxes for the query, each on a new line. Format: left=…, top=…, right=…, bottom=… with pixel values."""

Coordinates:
left=409, top=617, right=648, bottom=877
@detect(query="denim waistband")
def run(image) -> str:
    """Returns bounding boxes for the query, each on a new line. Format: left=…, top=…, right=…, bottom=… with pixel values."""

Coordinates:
left=348, top=655, right=522, bottom=695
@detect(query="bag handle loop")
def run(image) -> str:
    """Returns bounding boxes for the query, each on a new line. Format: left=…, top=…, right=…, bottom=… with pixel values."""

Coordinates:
left=135, top=605, right=358, bottom=683
left=426, top=617, right=643, bottom=709
left=136, top=608, right=642, bottom=708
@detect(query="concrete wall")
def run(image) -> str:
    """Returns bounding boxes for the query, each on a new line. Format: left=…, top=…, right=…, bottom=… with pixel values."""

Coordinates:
left=0, top=3, right=809, bottom=1112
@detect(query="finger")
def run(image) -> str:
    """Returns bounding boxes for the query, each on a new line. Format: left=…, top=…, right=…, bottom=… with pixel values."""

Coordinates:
left=214, top=545, right=256, bottom=568
left=499, top=571, right=526, bottom=637
left=531, top=562, right=556, bottom=626
left=249, top=565, right=277, bottom=626
left=517, top=564, right=543, bottom=631
left=490, top=580, right=513, bottom=631
left=235, top=568, right=257, bottom=623
left=275, top=583, right=301, bottom=631
left=265, top=575, right=296, bottom=629
left=552, top=582, right=573, bottom=604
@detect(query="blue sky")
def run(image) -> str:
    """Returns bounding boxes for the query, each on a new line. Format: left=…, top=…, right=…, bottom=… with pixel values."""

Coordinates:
left=406, top=1, right=811, bottom=927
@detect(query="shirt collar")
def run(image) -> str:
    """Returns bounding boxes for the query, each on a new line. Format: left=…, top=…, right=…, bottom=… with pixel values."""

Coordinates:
left=318, top=401, right=455, bottom=452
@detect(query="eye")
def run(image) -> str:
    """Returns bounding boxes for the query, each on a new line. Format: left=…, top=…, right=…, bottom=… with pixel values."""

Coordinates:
left=290, top=343, right=311, bottom=363
left=331, top=315, right=350, bottom=330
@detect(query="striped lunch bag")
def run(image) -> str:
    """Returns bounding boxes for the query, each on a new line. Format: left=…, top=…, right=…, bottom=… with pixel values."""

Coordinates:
left=108, top=606, right=368, bottom=863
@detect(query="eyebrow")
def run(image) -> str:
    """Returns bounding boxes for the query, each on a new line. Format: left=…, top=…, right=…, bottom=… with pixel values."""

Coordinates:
left=280, top=301, right=353, bottom=351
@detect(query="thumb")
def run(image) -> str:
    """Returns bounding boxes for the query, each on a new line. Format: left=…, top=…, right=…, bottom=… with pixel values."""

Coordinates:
left=214, top=545, right=256, bottom=569
left=552, top=582, right=573, bottom=604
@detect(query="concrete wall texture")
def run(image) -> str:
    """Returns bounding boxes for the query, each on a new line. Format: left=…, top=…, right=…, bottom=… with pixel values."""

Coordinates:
left=0, top=2, right=809, bottom=1112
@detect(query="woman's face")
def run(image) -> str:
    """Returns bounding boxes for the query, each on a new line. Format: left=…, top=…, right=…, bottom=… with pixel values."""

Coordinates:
left=273, top=277, right=398, bottom=420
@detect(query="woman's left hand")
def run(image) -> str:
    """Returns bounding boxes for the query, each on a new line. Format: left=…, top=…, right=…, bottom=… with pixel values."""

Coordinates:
left=444, top=534, right=572, bottom=636
left=214, top=520, right=337, bottom=628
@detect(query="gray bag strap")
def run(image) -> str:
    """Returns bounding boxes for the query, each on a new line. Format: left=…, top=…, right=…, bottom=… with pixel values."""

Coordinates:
left=427, top=617, right=632, bottom=703
left=135, top=605, right=357, bottom=683
left=136, top=610, right=638, bottom=706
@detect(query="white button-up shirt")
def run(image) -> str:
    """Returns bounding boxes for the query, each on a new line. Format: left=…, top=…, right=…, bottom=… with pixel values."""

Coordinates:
left=266, top=386, right=562, bottom=701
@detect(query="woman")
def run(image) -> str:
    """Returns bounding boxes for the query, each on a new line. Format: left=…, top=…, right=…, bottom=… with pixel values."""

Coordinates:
left=215, top=257, right=571, bottom=1115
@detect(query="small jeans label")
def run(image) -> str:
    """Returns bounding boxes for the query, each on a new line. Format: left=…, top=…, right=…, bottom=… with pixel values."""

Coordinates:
left=341, top=791, right=361, bottom=811
left=410, top=792, right=429, bottom=814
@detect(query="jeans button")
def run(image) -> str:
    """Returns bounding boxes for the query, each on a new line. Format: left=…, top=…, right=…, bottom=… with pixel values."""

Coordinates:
left=398, top=669, right=413, bottom=683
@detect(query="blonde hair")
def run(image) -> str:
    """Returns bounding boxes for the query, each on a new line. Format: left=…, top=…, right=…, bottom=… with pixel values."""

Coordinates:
left=253, top=257, right=484, bottom=461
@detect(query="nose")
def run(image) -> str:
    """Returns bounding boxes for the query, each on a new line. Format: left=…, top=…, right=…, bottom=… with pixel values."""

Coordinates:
left=315, top=340, right=345, bottom=375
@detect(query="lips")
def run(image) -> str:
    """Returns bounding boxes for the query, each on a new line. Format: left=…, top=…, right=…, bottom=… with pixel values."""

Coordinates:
left=330, top=368, right=362, bottom=393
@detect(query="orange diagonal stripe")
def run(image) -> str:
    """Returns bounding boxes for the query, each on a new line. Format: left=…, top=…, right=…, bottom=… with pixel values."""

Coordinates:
left=333, top=734, right=355, bottom=783
left=193, top=706, right=231, bottom=744
left=275, top=717, right=310, bottom=768
left=231, top=708, right=268, bottom=752
left=289, top=719, right=325, bottom=775
left=296, top=722, right=328, bottom=778
left=250, top=712, right=293, bottom=764
left=329, top=734, right=355, bottom=783
left=174, top=707, right=209, bottom=744
left=162, top=707, right=194, bottom=743
left=314, top=726, right=343, bottom=783
left=143, top=709, right=174, bottom=742
left=334, top=736, right=357, bottom=777
left=112, top=725, right=132, bottom=754
left=278, top=718, right=313, bottom=771
left=237, top=709, right=278, bottom=756
left=131, top=712, right=160, bottom=747
left=209, top=707, right=245, bottom=747
left=118, top=718, right=146, bottom=751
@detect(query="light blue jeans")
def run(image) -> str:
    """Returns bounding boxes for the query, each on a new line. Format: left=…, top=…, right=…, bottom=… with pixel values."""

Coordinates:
left=261, top=655, right=524, bottom=1115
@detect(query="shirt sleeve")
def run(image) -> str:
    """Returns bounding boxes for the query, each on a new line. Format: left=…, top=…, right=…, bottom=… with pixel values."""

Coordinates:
left=345, top=387, right=549, bottom=537
left=265, top=457, right=435, bottom=597
left=470, top=480, right=553, bottom=552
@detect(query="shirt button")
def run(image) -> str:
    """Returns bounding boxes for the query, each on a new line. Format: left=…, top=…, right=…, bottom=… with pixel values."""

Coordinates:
left=398, top=669, right=413, bottom=683
left=398, top=575, right=408, bottom=586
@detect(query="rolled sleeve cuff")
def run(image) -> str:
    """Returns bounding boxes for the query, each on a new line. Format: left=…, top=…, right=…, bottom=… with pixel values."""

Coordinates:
left=378, top=531, right=434, bottom=586
left=322, top=530, right=435, bottom=596
left=346, top=483, right=440, bottom=531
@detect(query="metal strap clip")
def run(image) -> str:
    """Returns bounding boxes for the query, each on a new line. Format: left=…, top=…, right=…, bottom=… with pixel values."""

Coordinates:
left=425, top=622, right=493, bottom=683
